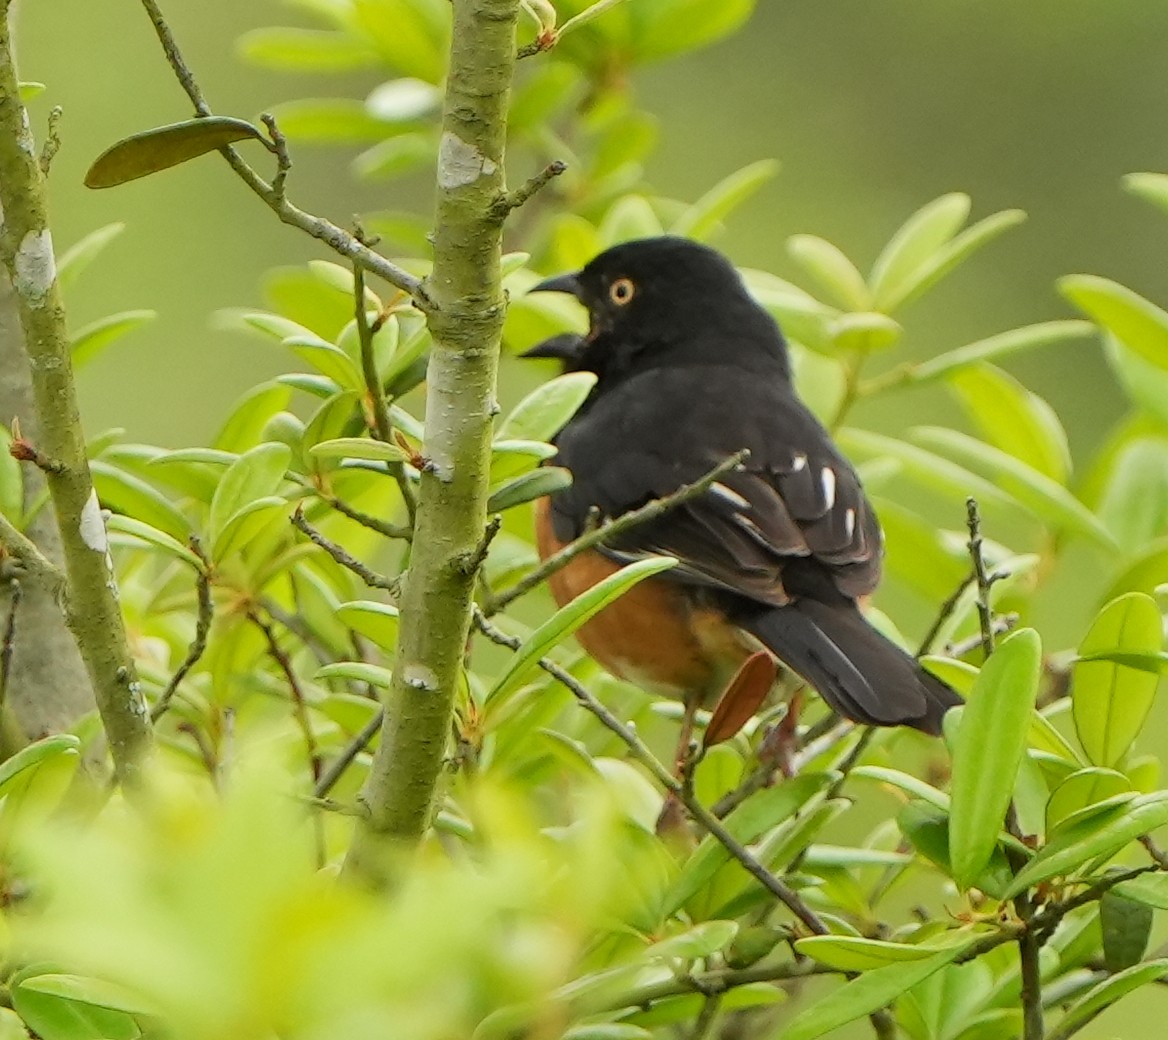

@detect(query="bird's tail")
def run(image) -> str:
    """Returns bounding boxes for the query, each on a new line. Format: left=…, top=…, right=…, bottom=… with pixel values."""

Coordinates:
left=740, top=600, right=961, bottom=735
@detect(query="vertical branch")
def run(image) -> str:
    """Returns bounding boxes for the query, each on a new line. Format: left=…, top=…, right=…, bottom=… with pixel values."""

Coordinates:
left=343, top=0, right=520, bottom=884
left=0, top=10, right=152, bottom=783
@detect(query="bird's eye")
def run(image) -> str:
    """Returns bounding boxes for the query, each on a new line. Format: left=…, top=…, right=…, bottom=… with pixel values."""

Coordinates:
left=609, top=278, right=636, bottom=305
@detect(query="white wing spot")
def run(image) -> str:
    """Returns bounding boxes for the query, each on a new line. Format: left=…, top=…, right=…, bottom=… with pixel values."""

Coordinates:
left=791, top=453, right=807, bottom=472
left=710, top=482, right=749, bottom=509
left=844, top=507, right=856, bottom=538
left=820, top=467, right=837, bottom=510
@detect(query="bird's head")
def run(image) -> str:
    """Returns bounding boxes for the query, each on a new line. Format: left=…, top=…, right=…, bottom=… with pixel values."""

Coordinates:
left=527, top=236, right=784, bottom=379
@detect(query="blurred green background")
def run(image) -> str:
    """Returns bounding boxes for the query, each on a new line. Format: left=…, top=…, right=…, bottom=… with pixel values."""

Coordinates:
left=20, top=0, right=1168, bottom=457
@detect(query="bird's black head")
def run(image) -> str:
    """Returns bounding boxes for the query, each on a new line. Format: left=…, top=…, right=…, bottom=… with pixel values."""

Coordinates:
left=528, top=236, right=787, bottom=381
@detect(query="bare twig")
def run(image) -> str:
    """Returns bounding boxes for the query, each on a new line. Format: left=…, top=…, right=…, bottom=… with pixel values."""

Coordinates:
left=315, top=708, right=385, bottom=799
left=490, top=160, right=566, bottom=219
left=946, top=614, right=1018, bottom=658
left=484, top=450, right=749, bottom=616
left=250, top=610, right=322, bottom=784
left=0, top=579, right=20, bottom=707
left=472, top=607, right=829, bottom=935
left=965, top=498, right=1003, bottom=658
left=39, top=106, right=63, bottom=175
left=325, top=495, right=412, bottom=542
left=291, top=507, right=400, bottom=597
left=0, top=512, right=64, bottom=598
left=917, top=571, right=975, bottom=657
left=137, top=0, right=425, bottom=301
left=456, top=515, right=502, bottom=577
left=151, top=537, right=213, bottom=721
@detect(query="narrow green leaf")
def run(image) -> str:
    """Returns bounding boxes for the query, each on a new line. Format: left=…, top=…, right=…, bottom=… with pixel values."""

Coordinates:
left=949, top=628, right=1042, bottom=889
left=878, top=209, right=1025, bottom=313
left=1004, top=791, right=1168, bottom=897
left=150, top=448, right=238, bottom=468
left=599, top=195, right=664, bottom=246
left=489, top=439, right=558, bottom=483
left=11, top=968, right=138, bottom=1040
left=851, top=766, right=951, bottom=811
left=869, top=193, right=971, bottom=304
left=309, top=437, right=407, bottom=465
left=0, top=734, right=80, bottom=796
left=486, top=556, right=677, bottom=701
left=365, top=77, right=442, bottom=121
left=564, top=1026, right=652, bottom=1040
left=796, top=934, right=968, bottom=972
left=69, top=310, right=156, bottom=368
left=85, top=117, right=266, bottom=188
left=208, top=443, right=291, bottom=545
left=210, top=496, right=287, bottom=561
left=499, top=371, right=597, bottom=442
left=1101, top=890, right=1152, bottom=972
left=909, top=321, right=1094, bottom=384
left=898, top=801, right=1016, bottom=899
left=335, top=601, right=400, bottom=651
left=1047, top=959, right=1168, bottom=1040
left=1095, top=437, right=1168, bottom=547
left=353, top=132, right=436, bottom=181
left=646, top=921, right=738, bottom=961
left=1060, top=274, right=1168, bottom=371
left=1073, top=593, right=1162, bottom=768
left=237, top=27, right=379, bottom=71
left=787, top=235, right=871, bottom=311
left=16, top=975, right=156, bottom=1017
left=909, top=427, right=1116, bottom=548
left=948, top=363, right=1071, bottom=483
left=104, top=514, right=202, bottom=569
left=265, top=98, right=400, bottom=143
left=782, top=947, right=968, bottom=1040
left=89, top=459, right=191, bottom=540
left=1115, top=872, right=1168, bottom=909
left=1124, top=172, right=1168, bottom=216
left=285, top=335, right=365, bottom=391
left=215, top=381, right=294, bottom=453
left=316, top=661, right=394, bottom=688
left=671, top=159, right=780, bottom=241
left=828, top=311, right=902, bottom=353
left=56, top=223, right=125, bottom=294
left=1046, top=768, right=1131, bottom=834
left=628, top=0, right=755, bottom=62
left=487, top=467, right=573, bottom=512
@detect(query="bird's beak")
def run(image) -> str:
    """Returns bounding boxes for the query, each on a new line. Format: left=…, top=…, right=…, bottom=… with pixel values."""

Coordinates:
left=519, top=332, right=587, bottom=361
left=529, top=271, right=583, bottom=299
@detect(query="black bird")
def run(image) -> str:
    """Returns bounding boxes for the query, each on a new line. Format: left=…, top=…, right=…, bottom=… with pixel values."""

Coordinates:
left=527, top=236, right=961, bottom=735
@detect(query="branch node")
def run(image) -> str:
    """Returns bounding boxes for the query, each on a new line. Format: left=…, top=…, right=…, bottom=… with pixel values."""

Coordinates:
left=39, top=106, right=63, bottom=176
left=490, top=160, right=567, bottom=220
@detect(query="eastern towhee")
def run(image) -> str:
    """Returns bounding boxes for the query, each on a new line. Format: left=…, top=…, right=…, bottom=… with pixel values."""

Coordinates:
left=526, top=237, right=961, bottom=736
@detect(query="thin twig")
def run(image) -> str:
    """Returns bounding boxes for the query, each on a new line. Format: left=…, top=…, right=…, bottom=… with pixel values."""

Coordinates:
left=917, top=571, right=975, bottom=657
left=490, top=160, right=566, bottom=219
left=965, top=498, right=1002, bottom=658
left=457, top=516, right=502, bottom=577
left=151, top=537, right=213, bottom=721
left=484, top=450, right=749, bottom=616
left=325, top=495, right=412, bottom=542
left=472, top=607, right=829, bottom=935
left=250, top=610, right=322, bottom=784
left=0, top=579, right=21, bottom=708
left=137, top=0, right=425, bottom=301
left=291, top=507, right=400, bottom=597
left=315, top=708, right=384, bottom=798
left=39, top=106, right=63, bottom=175
left=946, top=615, right=1018, bottom=658
left=0, top=508, right=65, bottom=599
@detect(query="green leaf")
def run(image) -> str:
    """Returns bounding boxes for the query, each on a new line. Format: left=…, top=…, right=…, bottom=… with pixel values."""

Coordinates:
left=309, top=437, right=407, bottom=465
left=897, top=801, right=1015, bottom=899
left=335, top=600, right=400, bottom=651
left=1047, top=959, right=1168, bottom=1040
left=16, top=975, right=156, bottom=1017
left=1115, top=871, right=1168, bottom=909
left=646, top=920, right=738, bottom=961
left=18, top=81, right=45, bottom=101
left=498, top=372, right=597, bottom=442
left=1073, top=593, right=1162, bottom=768
left=104, top=514, right=202, bottom=569
left=782, top=947, right=969, bottom=1040
left=1046, top=768, right=1132, bottom=833
left=11, top=966, right=139, bottom=1040
left=599, top=195, right=664, bottom=246
left=1124, top=171, right=1168, bottom=216
left=215, top=381, right=294, bottom=454
left=486, top=556, right=677, bottom=702
left=628, top=0, right=756, bottom=63
left=1100, top=889, right=1152, bottom=972
left=365, top=77, right=442, bottom=121
left=796, top=934, right=969, bottom=972
left=0, top=734, right=80, bottom=796
left=265, top=98, right=400, bottom=143
left=1004, top=791, right=1168, bottom=897
left=852, top=766, right=951, bottom=812
left=909, top=427, right=1116, bottom=548
left=663, top=773, right=835, bottom=914
left=786, top=235, right=871, bottom=311
left=354, top=0, right=450, bottom=83
left=69, top=310, right=156, bottom=368
left=487, top=467, right=573, bottom=512
left=869, top=193, right=971, bottom=305
left=208, top=443, right=291, bottom=546
left=489, top=439, right=558, bottom=483
left=85, top=117, right=266, bottom=188
left=90, top=459, right=191, bottom=540
left=56, top=223, right=125, bottom=294
left=908, top=321, right=1095, bottom=385
left=316, top=661, right=394, bottom=688
left=563, top=1026, right=652, bottom=1040
left=237, top=27, right=379, bottom=71
left=670, top=159, right=779, bottom=241
left=1095, top=436, right=1168, bottom=547
left=211, top=496, right=288, bottom=562
left=949, top=628, right=1042, bottom=888
left=948, top=363, right=1071, bottom=483
left=1060, top=274, right=1168, bottom=371
left=828, top=311, right=902, bottom=353
left=285, top=335, right=365, bottom=391
left=353, top=132, right=436, bottom=180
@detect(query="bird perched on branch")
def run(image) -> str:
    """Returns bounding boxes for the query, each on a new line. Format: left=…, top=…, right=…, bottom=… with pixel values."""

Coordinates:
left=526, top=236, right=960, bottom=744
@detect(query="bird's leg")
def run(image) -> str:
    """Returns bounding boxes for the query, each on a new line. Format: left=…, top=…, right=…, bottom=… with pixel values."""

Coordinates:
left=760, top=684, right=804, bottom=778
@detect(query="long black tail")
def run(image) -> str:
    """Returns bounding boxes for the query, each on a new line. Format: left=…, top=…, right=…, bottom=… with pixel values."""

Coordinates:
left=740, top=600, right=961, bottom=735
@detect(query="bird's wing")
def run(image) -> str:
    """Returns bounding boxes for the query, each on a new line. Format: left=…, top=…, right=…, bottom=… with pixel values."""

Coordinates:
left=548, top=366, right=882, bottom=608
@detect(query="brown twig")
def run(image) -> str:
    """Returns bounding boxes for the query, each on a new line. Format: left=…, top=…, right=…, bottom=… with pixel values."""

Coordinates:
left=490, top=160, right=566, bottom=220
left=151, top=537, right=213, bottom=721
left=472, top=607, right=829, bottom=935
left=324, top=495, right=412, bottom=542
left=137, top=0, right=425, bottom=301
left=484, top=450, right=750, bottom=616
left=917, top=571, right=975, bottom=657
left=291, top=507, right=400, bottom=597
left=0, top=578, right=20, bottom=708
left=965, top=498, right=1004, bottom=659
left=315, top=708, right=385, bottom=799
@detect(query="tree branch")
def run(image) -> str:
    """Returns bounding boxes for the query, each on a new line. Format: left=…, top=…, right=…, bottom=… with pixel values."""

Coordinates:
left=0, top=12, right=152, bottom=784
left=151, top=537, right=212, bottom=721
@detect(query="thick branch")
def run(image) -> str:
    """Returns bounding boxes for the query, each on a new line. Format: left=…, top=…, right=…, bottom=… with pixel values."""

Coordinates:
left=343, top=0, right=522, bottom=885
left=0, top=12, right=152, bottom=783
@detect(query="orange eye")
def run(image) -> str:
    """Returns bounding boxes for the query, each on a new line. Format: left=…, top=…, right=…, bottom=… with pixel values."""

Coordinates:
left=609, top=278, right=636, bottom=305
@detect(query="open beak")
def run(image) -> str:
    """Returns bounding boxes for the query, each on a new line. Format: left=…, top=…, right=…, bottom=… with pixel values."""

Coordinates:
left=529, top=271, right=583, bottom=299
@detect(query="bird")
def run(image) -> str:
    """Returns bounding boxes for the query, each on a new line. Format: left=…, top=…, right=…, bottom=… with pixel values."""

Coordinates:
left=525, top=235, right=961, bottom=740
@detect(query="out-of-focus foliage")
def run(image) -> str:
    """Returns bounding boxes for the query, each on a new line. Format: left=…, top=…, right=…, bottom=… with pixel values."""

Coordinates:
left=3, top=1, right=1168, bottom=1039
